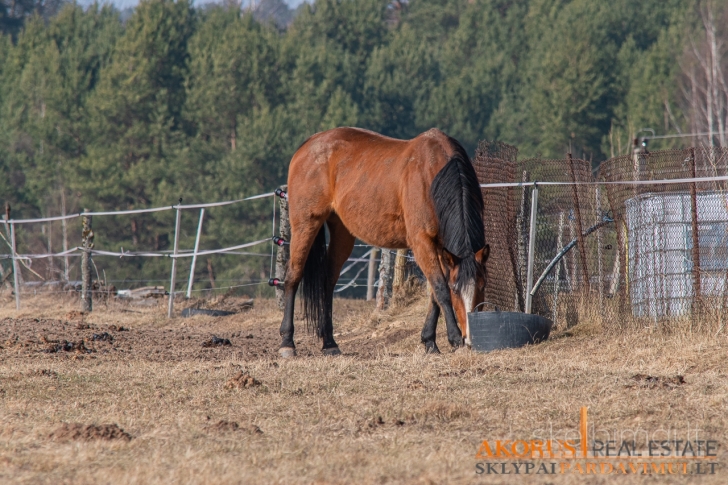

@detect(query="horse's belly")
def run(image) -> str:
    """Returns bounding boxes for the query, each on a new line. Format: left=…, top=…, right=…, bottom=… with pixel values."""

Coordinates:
left=332, top=195, right=408, bottom=249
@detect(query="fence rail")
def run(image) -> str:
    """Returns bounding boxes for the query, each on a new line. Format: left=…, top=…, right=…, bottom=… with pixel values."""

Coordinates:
left=1, top=189, right=404, bottom=315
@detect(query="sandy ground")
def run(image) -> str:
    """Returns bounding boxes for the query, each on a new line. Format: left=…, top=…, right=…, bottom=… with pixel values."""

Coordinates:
left=0, top=291, right=726, bottom=484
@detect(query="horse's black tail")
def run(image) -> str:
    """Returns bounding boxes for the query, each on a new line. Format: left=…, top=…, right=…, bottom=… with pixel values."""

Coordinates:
left=302, top=225, right=330, bottom=338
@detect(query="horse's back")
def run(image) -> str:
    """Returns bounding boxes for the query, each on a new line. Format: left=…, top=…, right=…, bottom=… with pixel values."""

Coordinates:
left=290, top=127, right=452, bottom=184
left=287, top=127, right=455, bottom=247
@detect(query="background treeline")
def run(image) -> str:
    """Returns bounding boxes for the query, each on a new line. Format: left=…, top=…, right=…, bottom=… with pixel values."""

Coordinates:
left=1, top=0, right=726, bottom=292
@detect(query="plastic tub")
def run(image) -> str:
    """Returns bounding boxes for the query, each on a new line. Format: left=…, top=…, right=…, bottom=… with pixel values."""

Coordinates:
left=467, top=311, right=553, bottom=352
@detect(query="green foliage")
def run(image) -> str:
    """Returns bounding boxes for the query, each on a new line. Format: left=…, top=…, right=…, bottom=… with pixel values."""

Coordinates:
left=0, top=0, right=702, bottom=290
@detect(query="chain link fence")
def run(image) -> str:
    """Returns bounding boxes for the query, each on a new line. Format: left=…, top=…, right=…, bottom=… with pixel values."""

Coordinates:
left=475, top=143, right=728, bottom=329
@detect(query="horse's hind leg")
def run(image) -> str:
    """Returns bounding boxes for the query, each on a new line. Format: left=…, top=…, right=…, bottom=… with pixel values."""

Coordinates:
left=320, top=214, right=356, bottom=355
left=421, top=291, right=441, bottom=354
left=279, top=218, right=327, bottom=357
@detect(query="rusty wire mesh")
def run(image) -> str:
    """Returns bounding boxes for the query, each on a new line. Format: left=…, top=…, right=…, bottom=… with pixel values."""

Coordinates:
left=474, top=145, right=608, bottom=325
left=475, top=145, right=728, bottom=329
left=473, top=141, right=522, bottom=312
left=600, top=146, right=728, bottom=320
left=520, top=156, right=615, bottom=328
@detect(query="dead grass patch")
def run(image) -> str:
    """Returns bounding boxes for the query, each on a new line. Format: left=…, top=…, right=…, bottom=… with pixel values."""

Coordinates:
left=207, top=420, right=263, bottom=435
left=0, top=292, right=725, bottom=484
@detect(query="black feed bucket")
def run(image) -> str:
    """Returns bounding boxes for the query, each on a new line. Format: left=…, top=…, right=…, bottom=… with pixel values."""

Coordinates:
left=467, top=311, right=553, bottom=353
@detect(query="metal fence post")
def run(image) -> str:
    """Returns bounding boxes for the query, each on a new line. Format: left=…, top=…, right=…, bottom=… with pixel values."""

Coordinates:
left=81, top=211, right=94, bottom=312
left=552, top=211, right=564, bottom=323
left=517, top=170, right=530, bottom=308
left=186, top=208, right=205, bottom=299
left=168, top=199, right=182, bottom=318
left=525, top=182, right=539, bottom=314
left=596, top=187, right=604, bottom=305
left=568, top=153, right=590, bottom=291
left=10, top=221, right=20, bottom=310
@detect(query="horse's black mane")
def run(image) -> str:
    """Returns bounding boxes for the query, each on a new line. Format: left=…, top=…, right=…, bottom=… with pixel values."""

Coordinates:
left=430, top=137, right=485, bottom=290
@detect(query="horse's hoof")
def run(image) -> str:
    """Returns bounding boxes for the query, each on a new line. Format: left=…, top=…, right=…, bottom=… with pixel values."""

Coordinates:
left=424, top=342, right=441, bottom=354
left=322, top=346, right=342, bottom=356
left=452, top=345, right=470, bottom=354
left=279, top=347, right=297, bottom=358
left=448, top=338, right=464, bottom=349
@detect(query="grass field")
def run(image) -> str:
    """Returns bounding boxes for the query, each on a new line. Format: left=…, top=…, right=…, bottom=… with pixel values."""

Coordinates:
left=0, top=290, right=726, bottom=484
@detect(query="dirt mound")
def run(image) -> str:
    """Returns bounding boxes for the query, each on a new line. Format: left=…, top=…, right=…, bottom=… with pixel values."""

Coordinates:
left=202, top=336, right=232, bottom=347
left=30, top=369, right=57, bottom=378
left=3, top=336, right=33, bottom=349
left=43, top=340, right=91, bottom=354
left=629, top=374, right=686, bottom=389
left=208, top=420, right=263, bottom=434
left=224, top=371, right=261, bottom=389
left=49, top=423, right=132, bottom=442
left=92, top=332, right=113, bottom=342
left=65, top=311, right=85, bottom=321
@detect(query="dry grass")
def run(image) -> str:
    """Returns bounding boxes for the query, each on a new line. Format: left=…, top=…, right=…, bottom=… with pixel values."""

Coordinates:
left=0, top=290, right=726, bottom=484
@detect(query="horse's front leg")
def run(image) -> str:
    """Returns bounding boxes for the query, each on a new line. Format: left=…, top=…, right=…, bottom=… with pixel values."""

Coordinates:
left=410, top=237, right=463, bottom=349
left=421, top=291, right=441, bottom=354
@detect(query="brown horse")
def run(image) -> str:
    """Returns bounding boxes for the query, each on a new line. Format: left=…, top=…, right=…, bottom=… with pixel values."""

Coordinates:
left=279, top=127, right=489, bottom=356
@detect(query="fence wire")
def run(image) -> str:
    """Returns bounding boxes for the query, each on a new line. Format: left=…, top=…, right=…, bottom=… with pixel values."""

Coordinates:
left=6, top=146, right=728, bottom=327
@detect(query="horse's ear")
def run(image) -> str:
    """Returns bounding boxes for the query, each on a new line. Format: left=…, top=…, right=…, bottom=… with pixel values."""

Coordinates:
left=475, top=244, right=490, bottom=264
left=440, top=249, right=458, bottom=268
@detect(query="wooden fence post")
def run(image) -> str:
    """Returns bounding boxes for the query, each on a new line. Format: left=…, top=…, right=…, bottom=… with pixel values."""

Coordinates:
left=61, top=190, right=69, bottom=281
left=393, top=249, right=407, bottom=291
left=275, top=186, right=290, bottom=310
left=376, top=249, right=393, bottom=310
left=689, top=148, right=701, bottom=312
left=8, top=201, right=20, bottom=310
left=366, top=248, right=378, bottom=301
left=81, top=210, right=94, bottom=312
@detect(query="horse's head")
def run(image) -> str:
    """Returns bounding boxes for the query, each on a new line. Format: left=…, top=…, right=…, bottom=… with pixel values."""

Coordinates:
left=440, top=245, right=490, bottom=344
